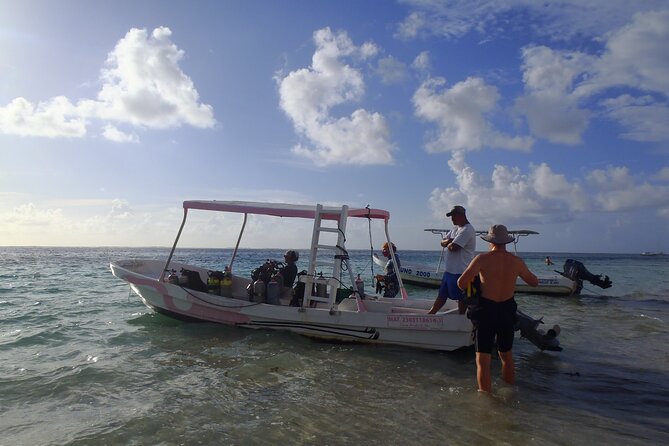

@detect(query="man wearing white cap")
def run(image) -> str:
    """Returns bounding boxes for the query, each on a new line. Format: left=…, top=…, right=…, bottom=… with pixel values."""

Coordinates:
left=457, top=224, right=539, bottom=393
left=428, top=205, right=476, bottom=314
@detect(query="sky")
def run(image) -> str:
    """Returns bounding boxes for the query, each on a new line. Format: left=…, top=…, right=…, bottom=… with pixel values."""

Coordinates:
left=1, top=0, right=668, bottom=253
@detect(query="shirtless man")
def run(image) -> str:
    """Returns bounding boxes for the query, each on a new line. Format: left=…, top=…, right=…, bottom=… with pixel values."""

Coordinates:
left=457, top=224, right=539, bottom=393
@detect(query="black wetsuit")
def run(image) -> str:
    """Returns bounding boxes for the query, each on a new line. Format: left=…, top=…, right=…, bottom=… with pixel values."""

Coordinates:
left=279, top=263, right=298, bottom=288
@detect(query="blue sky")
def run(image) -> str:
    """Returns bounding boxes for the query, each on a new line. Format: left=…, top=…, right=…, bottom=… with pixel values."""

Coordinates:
left=1, top=0, right=668, bottom=253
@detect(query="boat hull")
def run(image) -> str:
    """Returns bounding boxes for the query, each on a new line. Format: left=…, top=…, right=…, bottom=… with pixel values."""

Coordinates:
left=111, top=259, right=474, bottom=352
left=399, top=264, right=578, bottom=296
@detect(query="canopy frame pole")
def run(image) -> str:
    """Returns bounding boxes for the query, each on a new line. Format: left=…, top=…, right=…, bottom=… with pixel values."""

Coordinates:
left=228, top=213, right=248, bottom=273
left=384, top=218, right=407, bottom=300
left=160, top=208, right=189, bottom=281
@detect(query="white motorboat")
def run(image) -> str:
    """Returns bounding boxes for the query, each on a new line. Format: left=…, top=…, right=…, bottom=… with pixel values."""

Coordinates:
left=398, top=229, right=611, bottom=296
left=110, top=201, right=475, bottom=351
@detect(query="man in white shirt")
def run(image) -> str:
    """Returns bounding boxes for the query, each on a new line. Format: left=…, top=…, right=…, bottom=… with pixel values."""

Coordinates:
left=428, top=205, right=476, bottom=314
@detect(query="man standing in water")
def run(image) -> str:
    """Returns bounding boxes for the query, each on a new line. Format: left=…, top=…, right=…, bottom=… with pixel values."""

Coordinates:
left=457, top=225, right=539, bottom=393
left=428, top=205, right=476, bottom=314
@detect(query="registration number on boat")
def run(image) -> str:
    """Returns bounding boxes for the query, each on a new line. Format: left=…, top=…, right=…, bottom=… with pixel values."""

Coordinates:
left=400, top=267, right=433, bottom=278
left=387, top=314, right=444, bottom=329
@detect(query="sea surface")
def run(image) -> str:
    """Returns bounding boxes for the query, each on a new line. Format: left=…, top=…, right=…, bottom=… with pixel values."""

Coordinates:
left=1, top=247, right=668, bottom=445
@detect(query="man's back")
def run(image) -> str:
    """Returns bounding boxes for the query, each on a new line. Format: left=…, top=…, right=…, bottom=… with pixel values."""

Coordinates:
left=475, top=251, right=538, bottom=302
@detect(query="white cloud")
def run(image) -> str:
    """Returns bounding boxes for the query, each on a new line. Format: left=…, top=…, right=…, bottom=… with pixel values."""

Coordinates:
left=109, top=198, right=134, bottom=219
left=430, top=153, right=669, bottom=223
left=0, top=96, right=86, bottom=138
left=396, top=0, right=667, bottom=42
left=592, top=183, right=669, bottom=212
left=531, top=163, right=588, bottom=211
left=102, top=125, right=139, bottom=143
left=411, top=51, right=431, bottom=73
left=0, top=27, right=214, bottom=141
left=277, top=27, right=395, bottom=166
left=428, top=152, right=588, bottom=226
left=0, top=199, right=167, bottom=246
left=430, top=157, right=669, bottom=229
left=656, top=167, right=669, bottom=181
left=587, top=165, right=669, bottom=212
left=515, top=92, right=589, bottom=145
left=376, top=56, right=407, bottom=85
left=515, top=10, right=669, bottom=145
left=578, top=10, right=669, bottom=98
left=413, top=77, right=533, bottom=152
left=600, top=95, right=669, bottom=142
left=90, top=27, right=215, bottom=129
left=291, top=109, right=393, bottom=165
left=4, top=203, right=65, bottom=226
left=587, top=165, right=634, bottom=190
left=514, top=46, right=592, bottom=144
left=396, top=11, right=426, bottom=39
left=402, top=5, right=669, bottom=146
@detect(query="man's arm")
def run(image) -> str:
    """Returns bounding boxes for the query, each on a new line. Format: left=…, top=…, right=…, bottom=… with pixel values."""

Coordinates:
left=440, top=237, right=453, bottom=248
left=457, top=255, right=481, bottom=290
left=449, top=225, right=474, bottom=252
left=518, top=259, right=539, bottom=287
left=440, top=229, right=454, bottom=248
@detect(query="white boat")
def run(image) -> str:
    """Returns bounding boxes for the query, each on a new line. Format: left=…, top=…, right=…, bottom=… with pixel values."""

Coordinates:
left=400, top=262, right=578, bottom=295
left=110, top=201, right=475, bottom=351
left=398, top=229, right=610, bottom=296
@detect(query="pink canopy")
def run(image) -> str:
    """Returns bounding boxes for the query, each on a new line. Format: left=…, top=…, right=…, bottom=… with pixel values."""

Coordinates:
left=183, top=200, right=390, bottom=220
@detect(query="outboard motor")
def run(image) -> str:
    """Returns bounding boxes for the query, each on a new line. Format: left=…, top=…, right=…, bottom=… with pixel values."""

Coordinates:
left=515, top=310, right=562, bottom=351
left=562, top=259, right=612, bottom=290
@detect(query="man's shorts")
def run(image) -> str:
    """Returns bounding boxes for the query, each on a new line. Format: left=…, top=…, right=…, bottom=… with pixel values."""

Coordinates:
left=467, top=296, right=517, bottom=354
left=438, top=272, right=464, bottom=301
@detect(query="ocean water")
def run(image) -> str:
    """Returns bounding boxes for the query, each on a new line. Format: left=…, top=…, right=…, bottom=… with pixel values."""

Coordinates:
left=1, top=246, right=667, bottom=445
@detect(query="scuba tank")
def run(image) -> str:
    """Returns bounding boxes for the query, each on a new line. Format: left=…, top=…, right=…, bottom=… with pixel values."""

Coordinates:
left=316, top=272, right=327, bottom=298
left=266, top=276, right=281, bottom=305
left=207, top=271, right=221, bottom=295
left=355, top=274, right=365, bottom=298
left=220, top=266, right=233, bottom=297
left=252, top=279, right=266, bottom=302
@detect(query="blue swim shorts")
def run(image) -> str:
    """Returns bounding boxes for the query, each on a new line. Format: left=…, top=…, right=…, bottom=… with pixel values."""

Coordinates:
left=438, top=272, right=464, bottom=301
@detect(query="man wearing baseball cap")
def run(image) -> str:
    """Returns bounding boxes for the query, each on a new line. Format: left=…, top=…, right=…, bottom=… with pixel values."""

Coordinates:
left=428, top=205, right=476, bottom=314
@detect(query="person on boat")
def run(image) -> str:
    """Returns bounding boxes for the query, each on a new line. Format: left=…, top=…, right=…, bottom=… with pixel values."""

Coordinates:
left=428, top=205, right=476, bottom=314
left=277, top=250, right=299, bottom=288
left=375, top=242, right=401, bottom=297
left=545, top=256, right=553, bottom=266
left=457, top=224, right=539, bottom=393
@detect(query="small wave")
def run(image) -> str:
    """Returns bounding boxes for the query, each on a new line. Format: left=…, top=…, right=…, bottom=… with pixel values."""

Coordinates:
left=640, top=313, right=664, bottom=322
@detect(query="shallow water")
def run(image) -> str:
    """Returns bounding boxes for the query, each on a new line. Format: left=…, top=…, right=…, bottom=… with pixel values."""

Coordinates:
left=0, top=247, right=667, bottom=445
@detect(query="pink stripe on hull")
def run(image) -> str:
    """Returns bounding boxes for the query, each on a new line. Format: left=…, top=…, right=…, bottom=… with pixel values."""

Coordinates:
left=128, top=276, right=251, bottom=324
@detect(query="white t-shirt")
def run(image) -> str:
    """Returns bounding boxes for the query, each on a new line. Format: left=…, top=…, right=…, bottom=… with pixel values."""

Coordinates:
left=444, top=223, right=476, bottom=274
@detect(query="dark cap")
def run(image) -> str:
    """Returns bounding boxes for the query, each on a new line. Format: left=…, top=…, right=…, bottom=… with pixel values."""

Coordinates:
left=446, top=205, right=466, bottom=217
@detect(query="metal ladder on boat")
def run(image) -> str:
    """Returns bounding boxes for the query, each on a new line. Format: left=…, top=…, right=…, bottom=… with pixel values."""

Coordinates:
left=302, top=204, right=357, bottom=310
